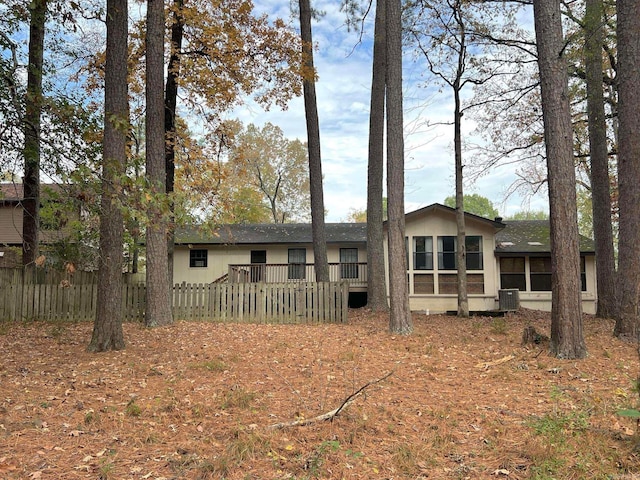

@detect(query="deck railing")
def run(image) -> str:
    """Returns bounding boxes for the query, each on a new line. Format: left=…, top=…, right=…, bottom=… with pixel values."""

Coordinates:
left=228, top=262, right=368, bottom=287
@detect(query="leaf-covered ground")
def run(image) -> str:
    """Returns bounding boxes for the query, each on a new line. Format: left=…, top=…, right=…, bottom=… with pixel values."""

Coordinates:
left=1, top=309, right=639, bottom=479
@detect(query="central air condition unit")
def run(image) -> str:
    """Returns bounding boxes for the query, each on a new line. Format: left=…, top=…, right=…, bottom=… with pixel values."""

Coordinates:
left=498, top=289, right=520, bottom=311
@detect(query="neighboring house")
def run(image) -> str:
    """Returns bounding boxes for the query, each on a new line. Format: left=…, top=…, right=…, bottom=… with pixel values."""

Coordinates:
left=173, top=203, right=597, bottom=313
left=0, top=183, right=82, bottom=267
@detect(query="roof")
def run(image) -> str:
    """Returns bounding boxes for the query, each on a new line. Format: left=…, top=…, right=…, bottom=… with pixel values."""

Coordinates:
left=495, top=220, right=595, bottom=255
left=402, top=203, right=506, bottom=229
left=0, top=183, right=64, bottom=202
left=176, top=223, right=368, bottom=245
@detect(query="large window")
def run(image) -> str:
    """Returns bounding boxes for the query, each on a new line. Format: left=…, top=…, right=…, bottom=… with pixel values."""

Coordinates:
left=438, top=273, right=484, bottom=294
left=288, top=248, right=306, bottom=280
left=189, top=249, right=208, bottom=268
left=501, top=256, right=587, bottom=292
left=437, top=236, right=483, bottom=270
left=466, top=236, right=483, bottom=270
left=413, top=236, right=433, bottom=270
left=414, top=273, right=434, bottom=294
left=340, top=248, right=359, bottom=279
left=438, top=236, right=457, bottom=270
left=500, top=257, right=526, bottom=290
left=530, top=257, right=552, bottom=291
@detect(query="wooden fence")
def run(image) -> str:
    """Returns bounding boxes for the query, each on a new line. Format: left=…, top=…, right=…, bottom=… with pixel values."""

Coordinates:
left=0, top=267, right=145, bottom=286
left=0, top=281, right=349, bottom=324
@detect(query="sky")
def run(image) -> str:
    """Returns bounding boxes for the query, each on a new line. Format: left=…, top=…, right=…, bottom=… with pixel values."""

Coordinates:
left=232, top=0, right=548, bottom=222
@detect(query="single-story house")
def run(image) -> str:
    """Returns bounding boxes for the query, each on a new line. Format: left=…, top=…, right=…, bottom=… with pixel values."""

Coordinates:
left=173, top=203, right=597, bottom=314
left=0, top=182, right=89, bottom=268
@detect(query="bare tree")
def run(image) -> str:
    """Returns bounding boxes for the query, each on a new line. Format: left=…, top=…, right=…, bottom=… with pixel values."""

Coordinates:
left=299, top=0, right=329, bottom=282
left=386, top=0, right=412, bottom=334
left=88, top=0, right=128, bottom=352
left=614, top=0, right=640, bottom=340
left=533, top=0, right=586, bottom=358
left=145, top=0, right=173, bottom=327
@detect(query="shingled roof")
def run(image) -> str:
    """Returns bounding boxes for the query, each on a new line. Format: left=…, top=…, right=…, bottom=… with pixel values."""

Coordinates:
left=176, top=223, right=368, bottom=245
left=0, top=183, right=65, bottom=202
left=495, top=220, right=595, bottom=255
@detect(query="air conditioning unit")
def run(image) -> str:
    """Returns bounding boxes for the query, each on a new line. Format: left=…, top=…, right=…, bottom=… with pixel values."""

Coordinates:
left=498, top=289, right=520, bottom=311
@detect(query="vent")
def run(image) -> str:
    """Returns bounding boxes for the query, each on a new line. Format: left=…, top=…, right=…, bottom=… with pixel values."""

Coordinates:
left=498, top=289, right=520, bottom=311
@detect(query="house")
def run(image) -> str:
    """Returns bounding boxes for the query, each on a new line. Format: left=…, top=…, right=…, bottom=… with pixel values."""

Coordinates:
left=0, top=182, right=85, bottom=268
left=173, top=203, right=597, bottom=314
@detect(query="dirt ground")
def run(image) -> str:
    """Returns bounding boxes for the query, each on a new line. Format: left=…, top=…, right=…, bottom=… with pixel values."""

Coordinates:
left=1, top=309, right=640, bottom=479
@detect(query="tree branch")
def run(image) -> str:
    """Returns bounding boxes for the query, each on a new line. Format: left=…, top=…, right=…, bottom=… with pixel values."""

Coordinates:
left=267, top=370, right=394, bottom=429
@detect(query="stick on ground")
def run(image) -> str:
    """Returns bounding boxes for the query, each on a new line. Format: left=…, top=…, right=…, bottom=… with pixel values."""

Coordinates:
left=267, top=370, right=394, bottom=430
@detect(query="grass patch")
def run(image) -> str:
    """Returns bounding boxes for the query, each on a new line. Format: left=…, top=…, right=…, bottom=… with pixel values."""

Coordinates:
left=221, top=387, right=256, bottom=410
left=191, top=359, right=227, bottom=373
left=125, top=399, right=142, bottom=417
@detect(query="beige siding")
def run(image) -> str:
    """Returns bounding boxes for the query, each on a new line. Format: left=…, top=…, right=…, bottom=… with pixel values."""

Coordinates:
left=386, top=208, right=500, bottom=313
left=173, top=243, right=367, bottom=285
left=0, top=207, right=23, bottom=244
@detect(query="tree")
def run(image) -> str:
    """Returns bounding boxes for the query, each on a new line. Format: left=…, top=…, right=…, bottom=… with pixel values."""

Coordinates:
left=88, top=0, right=128, bottom=352
left=366, top=0, right=388, bottom=312
left=444, top=194, right=499, bottom=219
left=504, top=209, right=549, bottom=220
left=386, top=0, right=411, bottom=334
left=164, top=0, right=184, bottom=285
left=533, top=0, right=586, bottom=358
left=299, top=0, right=329, bottom=282
left=614, top=0, right=640, bottom=340
left=144, top=0, right=173, bottom=327
left=152, top=0, right=303, bottom=267
left=584, top=0, right=616, bottom=318
left=22, top=0, right=47, bottom=266
left=226, top=123, right=310, bottom=223
left=406, top=0, right=513, bottom=318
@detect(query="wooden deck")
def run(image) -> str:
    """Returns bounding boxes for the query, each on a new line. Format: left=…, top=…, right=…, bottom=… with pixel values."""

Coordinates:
left=227, top=262, right=368, bottom=290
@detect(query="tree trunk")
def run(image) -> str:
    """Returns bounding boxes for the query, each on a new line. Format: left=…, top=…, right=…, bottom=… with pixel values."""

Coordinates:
left=165, top=0, right=184, bottom=287
left=454, top=82, right=468, bottom=318
left=386, top=0, right=412, bottom=334
left=88, top=0, right=128, bottom=352
left=584, top=0, right=617, bottom=319
left=533, top=0, right=586, bottom=358
left=614, top=0, right=640, bottom=340
left=22, top=0, right=46, bottom=266
left=366, top=0, right=389, bottom=312
left=145, top=0, right=174, bottom=327
left=299, top=0, right=329, bottom=282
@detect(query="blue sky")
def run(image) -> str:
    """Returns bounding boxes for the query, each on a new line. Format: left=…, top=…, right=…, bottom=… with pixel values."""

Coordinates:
left=233, top=0, right=547, bottom=222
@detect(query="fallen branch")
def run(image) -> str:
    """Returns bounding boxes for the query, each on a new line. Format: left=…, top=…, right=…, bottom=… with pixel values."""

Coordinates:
left=475, top=355, right=515, bottom=370
left=267, top=370, right=394, bottom=430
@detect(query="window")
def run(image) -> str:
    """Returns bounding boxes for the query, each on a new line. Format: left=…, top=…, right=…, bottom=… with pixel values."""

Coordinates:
left=466, top=236, right=483, bottom=270
left=414, top=273, right=434, bottom=294
left=530, top=257, right=552, bottom=291
left=340, top=248, right=359, bottom=279
left=580, top=256, right=587, bottom=292
left=288, top=248, right=306, bottom=280
left=437, top=236, right=483, bottom=270
left=500, top=257, right=526, bottom=291
left=438, top=274, right=458, bottom=294
left=413, top=236, right=433, bottom=270
left=438, top=236, right=457, bottom=270
left=437, top=273, right=484, bottom=294
left=189, top=249, right=208, bottom=268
